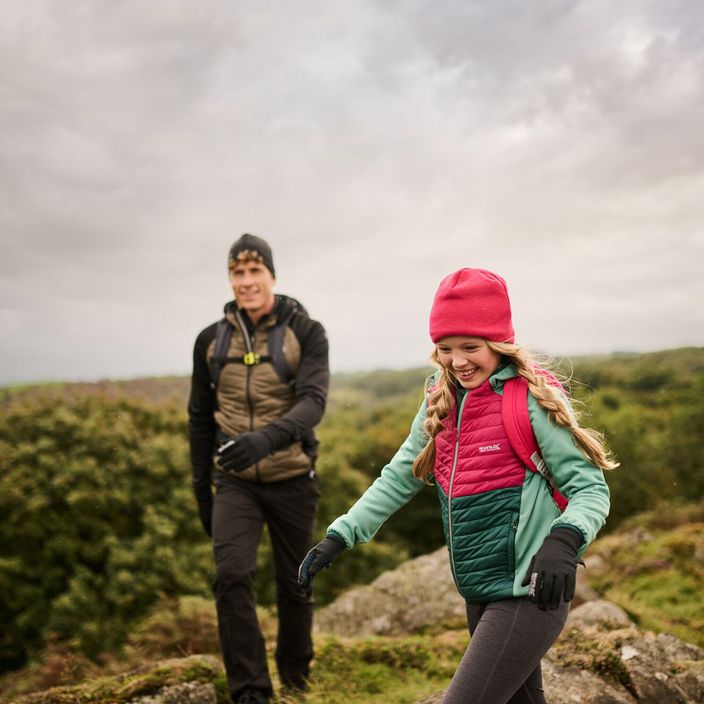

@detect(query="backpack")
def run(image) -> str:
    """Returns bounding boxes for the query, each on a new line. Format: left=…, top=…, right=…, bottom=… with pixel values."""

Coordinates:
left=209, top=307, right=297, bottom=393
left=501, top=375, right=569, bottom=511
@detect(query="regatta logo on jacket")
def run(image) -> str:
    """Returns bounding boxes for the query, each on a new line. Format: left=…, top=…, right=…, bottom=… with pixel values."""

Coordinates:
left=479, top=443, right=501, bottom=453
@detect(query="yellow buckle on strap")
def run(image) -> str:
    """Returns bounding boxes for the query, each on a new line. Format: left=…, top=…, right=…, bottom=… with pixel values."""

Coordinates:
left=243, top=352, right=261, bottom=365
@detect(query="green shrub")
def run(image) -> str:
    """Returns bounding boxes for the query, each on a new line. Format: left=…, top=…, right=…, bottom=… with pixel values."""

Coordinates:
left=0, top=394, right=213, bottom=670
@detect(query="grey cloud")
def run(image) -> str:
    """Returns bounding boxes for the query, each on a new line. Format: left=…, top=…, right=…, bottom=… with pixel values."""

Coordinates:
left=0, top=1, right=703, bottom=383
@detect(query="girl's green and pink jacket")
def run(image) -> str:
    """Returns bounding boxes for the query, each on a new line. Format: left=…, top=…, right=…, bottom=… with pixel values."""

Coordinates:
left=327, top=363, right=611, bottom=603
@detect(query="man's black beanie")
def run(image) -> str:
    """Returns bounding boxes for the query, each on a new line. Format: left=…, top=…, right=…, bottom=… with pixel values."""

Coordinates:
left=228, top=233, right=275, bottom=277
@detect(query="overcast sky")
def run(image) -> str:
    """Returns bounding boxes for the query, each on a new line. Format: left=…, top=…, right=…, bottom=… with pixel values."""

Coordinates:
left=1, top=1, right=703, bottom=385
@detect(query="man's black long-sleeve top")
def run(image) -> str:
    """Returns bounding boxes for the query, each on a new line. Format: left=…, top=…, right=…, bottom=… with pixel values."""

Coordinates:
left=187, top=295, right=329, bottom=498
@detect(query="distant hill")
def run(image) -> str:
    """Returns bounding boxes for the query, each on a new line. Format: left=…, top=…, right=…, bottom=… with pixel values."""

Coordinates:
left=0, top=375, right=191, bottom=408
left=3, top=346, right=702, bottom=408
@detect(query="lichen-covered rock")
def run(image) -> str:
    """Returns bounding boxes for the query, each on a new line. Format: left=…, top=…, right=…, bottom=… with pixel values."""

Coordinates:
left=127, top=681, right=217, bottom=704
left=541, top=660, right=634, bottom=703
left=567, top=599, right=633, bottom=628
left=674, top=662, right=704, bottom=703
left=416, top=607, right=703, bottom=703
left=314, top=547, right=467, bottom=637
left=616, top=632, right=702, bottom=704
left=11, top=655, right=223, bottom=704
left=415, top=663, right=638, bottom=704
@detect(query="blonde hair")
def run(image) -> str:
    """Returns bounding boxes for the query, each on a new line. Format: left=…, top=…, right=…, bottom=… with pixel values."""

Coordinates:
left=412, top=341, right=619, bottom=481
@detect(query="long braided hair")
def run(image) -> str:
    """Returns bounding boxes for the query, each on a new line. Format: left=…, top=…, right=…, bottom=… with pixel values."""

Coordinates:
left=411, top=342, right=619, bottom=481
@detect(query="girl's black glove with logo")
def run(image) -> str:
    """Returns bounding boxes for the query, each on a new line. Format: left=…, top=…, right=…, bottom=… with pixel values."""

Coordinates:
left=521, top=526, right=583, bottom=610
left=298, top=534, right=346, bottom=596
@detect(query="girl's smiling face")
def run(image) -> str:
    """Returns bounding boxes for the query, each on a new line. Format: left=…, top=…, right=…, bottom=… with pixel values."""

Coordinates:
left=435, top=336, right=502, bottom=389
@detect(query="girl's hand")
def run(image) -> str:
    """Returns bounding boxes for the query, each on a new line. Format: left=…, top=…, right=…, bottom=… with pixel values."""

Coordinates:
left=521, top=527, right=583, bottom=610
left=298, top=534, right=346, bottom=596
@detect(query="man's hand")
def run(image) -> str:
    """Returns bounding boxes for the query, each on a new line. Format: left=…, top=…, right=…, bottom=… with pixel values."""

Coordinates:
left=521, top=527, right=583, bottom=610
left=298, top=534, right=346, bottom=596
left=216, top=431, right=274, bottom=473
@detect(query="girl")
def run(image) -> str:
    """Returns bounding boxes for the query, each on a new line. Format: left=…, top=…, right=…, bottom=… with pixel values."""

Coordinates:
left=299, top=268, right=614, bottom=704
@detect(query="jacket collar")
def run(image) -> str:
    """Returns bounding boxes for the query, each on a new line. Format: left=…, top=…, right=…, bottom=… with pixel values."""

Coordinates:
left=489, top=360, right=519, bottom=391
left=223, top=294, right=301, bottom=331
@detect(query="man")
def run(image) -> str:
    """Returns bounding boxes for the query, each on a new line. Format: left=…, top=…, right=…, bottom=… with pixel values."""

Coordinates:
left=188, top=233, right=329, bottom=704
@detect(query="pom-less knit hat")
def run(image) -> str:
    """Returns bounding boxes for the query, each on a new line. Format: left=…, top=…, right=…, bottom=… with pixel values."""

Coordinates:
left=228, top=233, right=275, bottom=277
left=429, top=268, right=515, bottom=343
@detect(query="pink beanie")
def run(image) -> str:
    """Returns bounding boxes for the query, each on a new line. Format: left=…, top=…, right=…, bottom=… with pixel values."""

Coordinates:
left=429, top=268, right=515, bottom=343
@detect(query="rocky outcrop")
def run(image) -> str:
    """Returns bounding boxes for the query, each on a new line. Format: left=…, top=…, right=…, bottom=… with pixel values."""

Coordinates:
left=315, top=547, right=703, bottom=704
left=544, top=622, right=704, bottom=704
left=126, top=681, right=217, bottom=704
left=314, top=548, right=466, bottom=637
left=12, top=655, right=222, bottom=704
left=417, top=662, right=638, bottom=704
left=315, top=546, right=599, bottom=637
left=566, top=598, right=632, bottom=627
left=416, top=618, right=704, bottom=704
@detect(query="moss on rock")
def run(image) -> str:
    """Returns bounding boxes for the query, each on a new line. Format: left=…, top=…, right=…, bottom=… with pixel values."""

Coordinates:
left=11, top=655, right=225, bottom=704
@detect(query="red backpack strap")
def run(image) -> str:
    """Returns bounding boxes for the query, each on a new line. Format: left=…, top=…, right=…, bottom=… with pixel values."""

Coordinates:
left=502, top=376, right=569, bottom=512
left=535, top=367, right=565, bottom=392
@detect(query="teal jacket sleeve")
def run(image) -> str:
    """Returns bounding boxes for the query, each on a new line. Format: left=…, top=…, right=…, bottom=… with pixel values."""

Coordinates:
left=527, top=393, right=611, bottom=548
left=327, top=400, right=430, bottom=548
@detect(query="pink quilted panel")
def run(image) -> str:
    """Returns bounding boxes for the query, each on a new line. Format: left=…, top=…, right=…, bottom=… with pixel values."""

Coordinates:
left=433, top=380, right=525, bottom=497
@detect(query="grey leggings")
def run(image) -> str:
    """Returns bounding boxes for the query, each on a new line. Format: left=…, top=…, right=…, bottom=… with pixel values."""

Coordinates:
left=442, top=597, right=569, bottom=704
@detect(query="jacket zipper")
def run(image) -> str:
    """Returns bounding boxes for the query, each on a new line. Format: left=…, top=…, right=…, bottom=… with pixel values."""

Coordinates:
left=447, top=392, right=468, bottom=591
left=508, top=516, right=519, bottom=575
left=235, top=310, right=259, bottom=481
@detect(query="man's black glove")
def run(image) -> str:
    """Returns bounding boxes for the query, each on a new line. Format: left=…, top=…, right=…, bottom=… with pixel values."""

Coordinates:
left=193, top=485, right=213, bottom=537
left=521, top=527, right=583, bottom=611
left=216, top=430, right=274, bottom=473
left=298, top=534, right=346, bottom=596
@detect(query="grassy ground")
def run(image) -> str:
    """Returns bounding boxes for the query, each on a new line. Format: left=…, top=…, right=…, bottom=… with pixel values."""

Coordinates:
left=5, top=630, right=467, bottom=704
left=585, top=501, right=704, bottom=647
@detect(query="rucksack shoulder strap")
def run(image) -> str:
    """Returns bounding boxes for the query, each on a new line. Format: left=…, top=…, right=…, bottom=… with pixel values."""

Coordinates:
left=502, top=376, right=569, bottom=511
left=268, top=309, right=296, bottom=386
left=209, top=309, right=299, bottom=391
left=502, top=377, right=538, bottom=468
left=209, top=319, right=233, bottom=390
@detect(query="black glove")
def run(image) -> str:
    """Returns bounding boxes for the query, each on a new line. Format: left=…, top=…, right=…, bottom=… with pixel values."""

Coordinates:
left=216, top=431, right=274, bottom=473
left=521, top=527, right=583, bottom=610
left=298, top=534, right=346, bottom=596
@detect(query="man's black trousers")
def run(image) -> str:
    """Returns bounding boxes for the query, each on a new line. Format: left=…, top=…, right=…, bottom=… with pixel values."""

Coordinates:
left=212, top=472, right=320, bottom=701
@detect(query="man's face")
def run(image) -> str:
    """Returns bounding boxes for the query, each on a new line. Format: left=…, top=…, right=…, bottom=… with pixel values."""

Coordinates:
left=229, top=258, right=276, bottom=319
